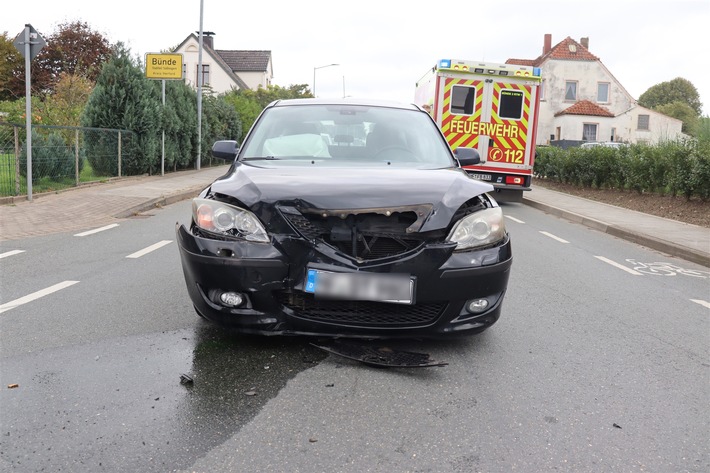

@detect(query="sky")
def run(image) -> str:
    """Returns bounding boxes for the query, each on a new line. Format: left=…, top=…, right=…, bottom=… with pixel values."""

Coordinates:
left=4, top=0, right=709, bottom=114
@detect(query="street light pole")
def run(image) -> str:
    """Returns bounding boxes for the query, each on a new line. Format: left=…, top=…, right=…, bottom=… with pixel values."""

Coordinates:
left=313, top=63, right=339, bottom=98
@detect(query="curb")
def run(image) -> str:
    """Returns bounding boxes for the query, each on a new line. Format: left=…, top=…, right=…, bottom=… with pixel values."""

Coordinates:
left=0, top=175, right=152, bottom=206
left=522, top=198, right=710, bottom=268
left=113, top=186, right=206, bottom=219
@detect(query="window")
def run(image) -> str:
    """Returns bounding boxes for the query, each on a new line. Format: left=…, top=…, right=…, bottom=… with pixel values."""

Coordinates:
left=565, top=81, right=577, bottom=101
left=451, top=85, right=476, bottom=115
left=638, top=114, right=649, bottom=130
left=540, top=80, right=546, bottom=101
left=597, top=83, right=609, bottom=103
left=196, top=64, right=210, bottom=86
left=583, top=123, right=598, bottom=141
left=611, top=127, right=617, bottom=141
left=498, top=89, right=524, bottom=120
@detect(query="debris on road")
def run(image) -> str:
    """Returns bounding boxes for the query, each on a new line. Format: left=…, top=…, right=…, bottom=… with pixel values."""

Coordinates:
left=179, top=373, right=194, bottom=385
left=311, top=340, right=448, bottom=368
left=7, top=383, right=19, bottom=389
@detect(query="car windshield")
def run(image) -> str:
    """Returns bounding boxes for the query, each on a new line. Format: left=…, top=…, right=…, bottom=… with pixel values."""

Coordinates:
left=240, top=104, right=455, bottom=168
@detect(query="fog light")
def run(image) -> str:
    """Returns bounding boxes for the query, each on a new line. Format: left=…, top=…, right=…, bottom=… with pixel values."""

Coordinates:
left=220, top=292, right=244, bottom=307
left=466, top=298, right=489, bottom=314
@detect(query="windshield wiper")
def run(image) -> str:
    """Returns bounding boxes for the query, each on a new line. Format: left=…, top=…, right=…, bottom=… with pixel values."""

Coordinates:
left=242, top=156, right=280, bottom=161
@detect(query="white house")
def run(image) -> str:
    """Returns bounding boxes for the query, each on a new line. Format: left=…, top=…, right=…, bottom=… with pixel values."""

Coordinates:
left=507, top=35, right=683, bottom=145
left=173, top=33, right=273, bottom=94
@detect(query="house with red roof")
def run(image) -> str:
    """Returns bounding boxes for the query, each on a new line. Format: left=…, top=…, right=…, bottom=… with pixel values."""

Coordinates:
left=507, top=35, right=682, bottom=146
left=173, top=32, right=273, bottom=94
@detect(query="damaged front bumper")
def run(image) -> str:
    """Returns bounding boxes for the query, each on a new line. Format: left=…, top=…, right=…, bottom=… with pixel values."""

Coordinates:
left=176, top=223, right=512, bottom=338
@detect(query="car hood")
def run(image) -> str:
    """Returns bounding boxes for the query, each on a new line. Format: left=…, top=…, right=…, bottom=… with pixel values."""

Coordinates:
left=208, top=163, right=495, bottom=232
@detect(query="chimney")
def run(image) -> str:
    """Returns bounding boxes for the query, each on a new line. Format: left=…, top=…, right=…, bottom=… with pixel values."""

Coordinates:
left=580, top=37, right=589, bottom=49
left=196, top=31, right=215, bottom=49
left=543, top=34, right=552, bottom=55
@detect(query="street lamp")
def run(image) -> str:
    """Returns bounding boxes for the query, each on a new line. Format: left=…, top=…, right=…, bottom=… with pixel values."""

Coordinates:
left=313, top=63, right=339, bottom=97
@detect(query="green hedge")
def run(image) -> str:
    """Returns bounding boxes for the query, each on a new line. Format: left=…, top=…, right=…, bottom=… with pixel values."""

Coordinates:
left=19, top=131, right=83, bottom=181
left=535, top=140, right=710, bottom=201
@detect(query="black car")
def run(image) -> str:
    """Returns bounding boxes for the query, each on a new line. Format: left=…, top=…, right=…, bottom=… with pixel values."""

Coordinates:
left=176, top=98, right=512, bottom=338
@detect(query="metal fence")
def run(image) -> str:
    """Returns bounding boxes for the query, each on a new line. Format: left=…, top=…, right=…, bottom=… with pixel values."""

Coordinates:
left=0, top=122, right=136, bottom=198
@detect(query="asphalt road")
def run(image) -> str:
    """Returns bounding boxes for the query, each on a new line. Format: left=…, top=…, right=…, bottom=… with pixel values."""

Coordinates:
left=1, top=201, right=708, bottom=472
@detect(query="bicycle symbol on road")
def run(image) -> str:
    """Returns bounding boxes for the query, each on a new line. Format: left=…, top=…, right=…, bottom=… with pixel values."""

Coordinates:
left=625, top=259, right=710, bottom=278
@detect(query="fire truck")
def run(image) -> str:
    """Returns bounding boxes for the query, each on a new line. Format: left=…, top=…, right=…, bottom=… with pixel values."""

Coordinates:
left=415, top=59, right=542, bottom=202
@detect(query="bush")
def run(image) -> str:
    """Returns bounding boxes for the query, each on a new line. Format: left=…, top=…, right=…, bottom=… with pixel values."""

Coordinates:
left=536, top=140, right=709, bottom=200
left=19, top=131, right=82, bottom=181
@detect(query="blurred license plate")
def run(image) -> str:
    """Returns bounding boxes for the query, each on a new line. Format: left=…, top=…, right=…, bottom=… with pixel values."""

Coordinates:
left=470, top=173, right=492, bottom=181
left=305, top=269, right=413, bottom=304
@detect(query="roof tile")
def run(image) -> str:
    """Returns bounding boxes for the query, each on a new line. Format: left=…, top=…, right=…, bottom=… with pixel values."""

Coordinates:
left=554, top=100, right=615, bottom=117
left=506, top=36, right=598, bottom=67
left=215, top=50, right=271, bottom=72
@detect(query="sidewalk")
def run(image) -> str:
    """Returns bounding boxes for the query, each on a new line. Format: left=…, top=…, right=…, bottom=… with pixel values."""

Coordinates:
left=0, top=165, right=229, bottom=241
left=523, top=186, right=709, bottom=267
left=1, top=167, right=708, bottom=267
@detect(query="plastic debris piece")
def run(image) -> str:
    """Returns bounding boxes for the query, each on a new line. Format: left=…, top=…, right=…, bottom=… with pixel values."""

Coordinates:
left=245, top=390, right=257, bottom=396
left=311, top=341, right=448, bottom=368
left=309, top=438, right=317, bottom=443
left=7, top=384, right=19, bottom=389
left=179, top=374, right=194, bottom=385
left=613, top=423, right=622, bottom=429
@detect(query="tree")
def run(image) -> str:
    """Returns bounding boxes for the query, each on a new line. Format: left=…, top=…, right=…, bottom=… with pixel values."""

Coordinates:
left=654, top=101, right=699, bottom=135
left=201, top=94, right=242, bottom=159
left=222, top=84, right=312, bottom=134
left=36, top=73, right=94, bottom=127
left=694, top=116, right=710, bottom=144
left=81, top=43, right=161, bottom=175
left=10, top=21, right=112, bottom=98
left=0, top=32, right=25, bottom=101
left=638, top=78, right=703, bottom=116
left=162, top=80, right=198, bottom=170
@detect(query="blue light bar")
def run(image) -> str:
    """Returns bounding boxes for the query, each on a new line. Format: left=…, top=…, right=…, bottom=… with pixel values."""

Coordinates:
left=439, top=59, right=452, bottom=69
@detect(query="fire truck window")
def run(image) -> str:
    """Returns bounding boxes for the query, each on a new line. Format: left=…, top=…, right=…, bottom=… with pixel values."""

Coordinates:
left=451, top=86, right=476, bottom=115
left=498, top=89, right=524, bottom=120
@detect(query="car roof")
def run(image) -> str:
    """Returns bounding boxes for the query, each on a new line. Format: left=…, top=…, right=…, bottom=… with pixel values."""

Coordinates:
left=267, top=97, right=420, bottom=111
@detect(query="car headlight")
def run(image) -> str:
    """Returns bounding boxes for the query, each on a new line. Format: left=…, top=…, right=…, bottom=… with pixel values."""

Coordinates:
left=447, top=207, right=506, bottom=250
left=192, top=198, right=269, bottom=242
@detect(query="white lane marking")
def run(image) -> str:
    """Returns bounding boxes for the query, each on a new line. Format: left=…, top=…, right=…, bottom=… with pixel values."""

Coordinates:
left=126, top=240, right=173, bottom=259
left=0, top=250, right=25, bottom=259
left=74, top=224, right=119, bottom=237
left=504, top=215, right=525, bottom=224
left=539, top=231, right=569, bottom=243
left=0, top=280, right=79, bottom=314
left=691, top=299, right=710, bottom=309
left=595, top=256, right=643, bottom=275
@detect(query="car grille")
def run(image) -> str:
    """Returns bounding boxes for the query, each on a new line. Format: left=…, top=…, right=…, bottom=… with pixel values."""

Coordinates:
left=281, top=209, right=425, bottom=260
left=276, top=292, right=446, bottom=327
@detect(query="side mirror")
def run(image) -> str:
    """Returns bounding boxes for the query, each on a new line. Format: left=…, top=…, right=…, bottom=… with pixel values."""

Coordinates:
left=211, top=140, right=239, bottom=160
left=453, top=147, right=481, bottom=166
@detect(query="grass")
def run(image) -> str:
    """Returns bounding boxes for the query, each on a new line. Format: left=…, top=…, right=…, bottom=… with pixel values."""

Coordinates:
left=0, top=152, right=113, bottom=197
